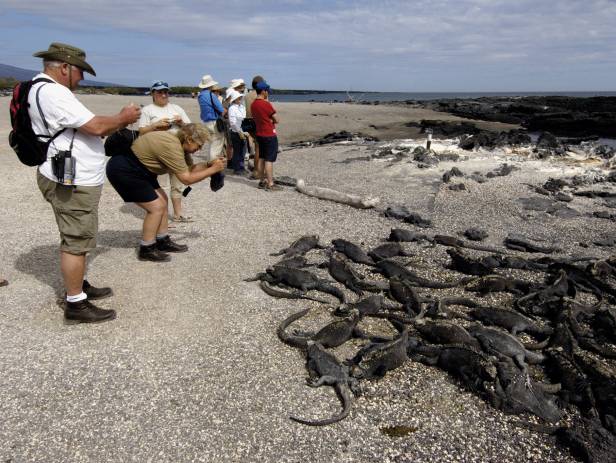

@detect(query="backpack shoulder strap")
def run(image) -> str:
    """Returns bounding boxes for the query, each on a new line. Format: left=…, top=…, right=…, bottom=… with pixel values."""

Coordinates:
left=33, top=80, right=66, bottom=144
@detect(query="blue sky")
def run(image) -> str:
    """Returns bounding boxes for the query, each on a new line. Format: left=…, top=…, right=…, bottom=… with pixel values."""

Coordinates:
left=1, top=0, right=615, bottom=91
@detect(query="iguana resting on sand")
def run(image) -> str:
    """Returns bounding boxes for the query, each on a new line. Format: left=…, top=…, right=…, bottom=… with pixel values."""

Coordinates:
left=277, top=309, right=361, bottom=349
left=290, top=342, right=358, bottom=426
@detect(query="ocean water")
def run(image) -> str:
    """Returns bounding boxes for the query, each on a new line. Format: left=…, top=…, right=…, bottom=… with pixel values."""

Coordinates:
left=271, top=91, right=616, bottom=103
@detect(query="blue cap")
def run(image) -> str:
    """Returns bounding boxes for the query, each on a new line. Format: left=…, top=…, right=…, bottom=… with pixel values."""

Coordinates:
left=255, top=81, right=270, bottom=91
left=150, top=80, right=170, bottom=91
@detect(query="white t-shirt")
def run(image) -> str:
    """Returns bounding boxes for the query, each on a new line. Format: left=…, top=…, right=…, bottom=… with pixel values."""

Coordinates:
left=138, top=103, right=190, bottom=135
left=29, top=73, right=104, bottom=186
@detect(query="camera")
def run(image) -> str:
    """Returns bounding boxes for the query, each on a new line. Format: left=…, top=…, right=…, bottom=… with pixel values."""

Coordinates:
left=51, top=150, right=76, bottom=185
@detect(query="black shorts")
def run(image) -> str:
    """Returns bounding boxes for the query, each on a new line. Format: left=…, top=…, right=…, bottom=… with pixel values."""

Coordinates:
left=106, top=153, right=161, bottom=203
left=257, top=135, right=278, bottom=162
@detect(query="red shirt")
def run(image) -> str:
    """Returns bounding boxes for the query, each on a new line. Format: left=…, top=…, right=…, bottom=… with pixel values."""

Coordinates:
left=251, top=99, right=277, bottom=137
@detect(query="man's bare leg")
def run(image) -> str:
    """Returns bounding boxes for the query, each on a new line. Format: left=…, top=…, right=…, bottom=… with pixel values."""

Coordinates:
left=265, top=161, right=274, bottom=187
left=61, top=252, right=86, bottom=296
left=252, top=135, right=261, bottom=178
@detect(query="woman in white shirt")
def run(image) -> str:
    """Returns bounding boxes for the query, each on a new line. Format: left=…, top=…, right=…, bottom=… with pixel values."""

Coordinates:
left=226, top=89, right=247, bottom=175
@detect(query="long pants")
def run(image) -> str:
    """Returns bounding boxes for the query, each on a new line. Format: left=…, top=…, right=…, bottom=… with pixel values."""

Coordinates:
left=230, top=132, right=246, bottom=172
left=202, top=120, right=226, bottom=161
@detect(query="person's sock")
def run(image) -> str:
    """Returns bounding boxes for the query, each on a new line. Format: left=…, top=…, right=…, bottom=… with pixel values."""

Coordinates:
left=140, top=239, right=156, bottom=246
left=66, top=292, right=87, bottom=303
left=156, top=234, right=169, bottom=241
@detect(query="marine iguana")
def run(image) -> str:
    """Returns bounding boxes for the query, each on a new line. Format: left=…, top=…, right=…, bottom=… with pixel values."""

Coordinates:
left=467, top=306, right=553, bottom=337
left=468, top=325, right=545, bottom=371
left=259, top=281, right=331, bottom=304
left=349, top=329, right=411, bottom=379
left=331, top=239, right=374, bottom=266
left=424, top=297, right=481, bottom=319
left=487, top=358, right=562, bottom=423
left=247, top=266, right=346, bottom=303
left=327, top=254, right=364, bottom=296
left=463, top=228, right=489, bottom=242
left=413, top=319, right=480, bottom=350
left=387, top=228, right=429, bottom=243
left=433, top=235, right=504, bottom=254
left=368, top=242, right=412, bottom=262
left=375, top=259, right=473, bottom=289
left=515, top=270, right=574, bottom=315
left=555, top=416, right=616, bottom=463
left=278, top=309, right=361, bottom=349
left=567, top=302, right=616, bottom=359
left=270, top=235, right=324, bottom=257
left=273, top=255, right=312, bottom=269
left=354, top=278, right=390, bottom=293
left=545, top=347, right=596, bottom=415
left=573, top=349, right=616, bottom=433
left=335, top=294, right=400, bottom=317
left=290, top=342, right=357, bottom=426
left=411, top=343, right=497, bottom=394
left=446, top=248, right=494, bottom=276
left=504, top=233, right=559, bottom=254
left=466, top=275, right=533, bottom=295
left=388, top=275, right=422, bottom=316
left=590, top=306, right=616, bottom=344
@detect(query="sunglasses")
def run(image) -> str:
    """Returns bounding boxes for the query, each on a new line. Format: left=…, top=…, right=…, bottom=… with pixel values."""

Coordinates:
left=151, top=81, right=169, bottom=90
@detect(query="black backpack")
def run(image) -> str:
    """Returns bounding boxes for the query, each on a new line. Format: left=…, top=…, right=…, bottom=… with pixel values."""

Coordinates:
left=104, top=128, right=139, bottom=157
left=8, top=77, right=66, bottom=166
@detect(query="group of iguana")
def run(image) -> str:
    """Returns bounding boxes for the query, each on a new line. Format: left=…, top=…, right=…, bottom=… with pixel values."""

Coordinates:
left=246, top=231, right=616, bottom=462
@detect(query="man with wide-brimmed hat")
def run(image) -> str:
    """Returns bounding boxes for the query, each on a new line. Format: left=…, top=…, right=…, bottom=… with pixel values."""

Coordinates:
left=197, top=74, right=226, bottom=161
left=30, top=42, right=140, bottom=323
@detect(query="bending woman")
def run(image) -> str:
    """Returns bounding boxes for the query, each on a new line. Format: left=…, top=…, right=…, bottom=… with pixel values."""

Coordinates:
left=106, top=123, right=226, bottom=262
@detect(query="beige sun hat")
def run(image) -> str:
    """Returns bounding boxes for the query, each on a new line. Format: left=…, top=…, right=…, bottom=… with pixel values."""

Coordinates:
left=229, top=78, right=245, bottom=89
left=198, top=74, right=218, bottom=89
left=33, top=42, right=96, bottom=76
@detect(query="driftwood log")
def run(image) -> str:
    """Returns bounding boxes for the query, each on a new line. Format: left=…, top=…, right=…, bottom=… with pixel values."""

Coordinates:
left=295, top=179, right=379, bottom=209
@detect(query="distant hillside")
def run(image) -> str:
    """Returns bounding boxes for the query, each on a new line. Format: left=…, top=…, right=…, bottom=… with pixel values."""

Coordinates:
left=0, top=63, right=121, bottom=87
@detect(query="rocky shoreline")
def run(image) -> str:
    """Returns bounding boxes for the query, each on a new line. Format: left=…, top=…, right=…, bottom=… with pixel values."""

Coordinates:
left=382, top=96, right=616, bottom=139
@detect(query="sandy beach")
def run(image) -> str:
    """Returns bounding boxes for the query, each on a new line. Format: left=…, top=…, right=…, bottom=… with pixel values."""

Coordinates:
left=2, top=94, right=614, bottom=462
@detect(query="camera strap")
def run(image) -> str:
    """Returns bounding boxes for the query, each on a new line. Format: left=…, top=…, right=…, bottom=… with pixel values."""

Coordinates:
left=209, top=91, right=222, bottom=117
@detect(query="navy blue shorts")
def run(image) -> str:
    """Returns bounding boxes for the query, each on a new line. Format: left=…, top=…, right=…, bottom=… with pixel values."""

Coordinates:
left=257, top=136, right=278, bottom=162
left=106, top=153, right=161, bottom=203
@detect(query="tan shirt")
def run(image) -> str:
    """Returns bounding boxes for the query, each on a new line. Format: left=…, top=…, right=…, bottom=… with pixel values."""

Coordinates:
left=245, top=90, right=258, bottom=117
left=131, top=131, right=191, bottom=175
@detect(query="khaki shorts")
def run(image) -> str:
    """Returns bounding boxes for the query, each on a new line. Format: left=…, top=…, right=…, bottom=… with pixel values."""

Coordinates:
left=37, top=171, right=102, bottom=255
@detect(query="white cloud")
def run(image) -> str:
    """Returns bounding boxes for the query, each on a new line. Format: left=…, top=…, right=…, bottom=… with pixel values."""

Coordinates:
left=2, top=0, right=616, bottom=90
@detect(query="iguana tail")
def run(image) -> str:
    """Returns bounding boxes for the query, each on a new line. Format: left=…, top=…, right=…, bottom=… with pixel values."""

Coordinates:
left=290, top=384, right=352, bottom=426
left=277, top=308, right=311, bottom=348
left=260, top=281, right=330, bottom=304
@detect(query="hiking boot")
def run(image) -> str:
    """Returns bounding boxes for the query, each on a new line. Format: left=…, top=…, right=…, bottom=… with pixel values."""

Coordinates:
left=82, top=280, right=113, bottom=300
left=156, top=235, right=188, bottom=253
left=138, top=244, right=171, bottom=262
left=65, top=299, right=116, bottom=324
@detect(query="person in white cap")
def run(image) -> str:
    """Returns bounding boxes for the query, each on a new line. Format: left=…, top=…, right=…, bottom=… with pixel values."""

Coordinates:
left=222, top=79, right=246, bottom=162
left=226, top=89, right=248, bottom=174
left=197, top=75, right=226, bottom=161
left=138, top=80, right=192, bottom=222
